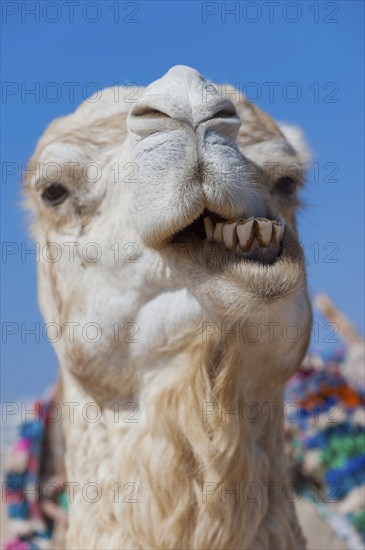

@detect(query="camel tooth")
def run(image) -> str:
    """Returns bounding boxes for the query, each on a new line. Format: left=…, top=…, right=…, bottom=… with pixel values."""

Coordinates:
left=222, top=222, right=238, bottom=251
left=204, top=216, right=215, bottom=242
left=255, top=218, right=273, bottom=247
left=272, top=217, right=285, bottom=243
left=237, top=218, right=254, bottom=251
left=213, top=222, right=224, bottom=244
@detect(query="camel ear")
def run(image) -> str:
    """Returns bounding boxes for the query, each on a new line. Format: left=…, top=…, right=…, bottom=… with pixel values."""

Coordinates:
left=278, top=123, right=311, bottom=163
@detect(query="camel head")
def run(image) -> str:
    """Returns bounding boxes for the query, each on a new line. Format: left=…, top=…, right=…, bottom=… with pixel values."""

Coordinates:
left=25, top=65, right=311, bottom=404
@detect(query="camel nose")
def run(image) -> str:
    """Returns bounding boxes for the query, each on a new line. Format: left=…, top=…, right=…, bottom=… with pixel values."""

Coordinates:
left=127, top=65, right=241, bottom=138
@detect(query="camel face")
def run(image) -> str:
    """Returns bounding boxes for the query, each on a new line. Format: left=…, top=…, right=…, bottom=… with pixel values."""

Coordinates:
left=25, top=65, right=310, bottom=402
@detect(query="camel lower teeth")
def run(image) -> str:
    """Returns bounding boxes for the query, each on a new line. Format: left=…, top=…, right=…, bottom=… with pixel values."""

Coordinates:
left=255, top=218, right=273, bottom=246
left=237, top=218, right=255, bottom=251
left=204, top=215, right=285, bottom=257
left=204, top=217, right=215, bottom=242
left=272, top=219, right=285, bottom=242
left=222, top=221, right=238, bottom=250
left=213, top=222, right=224, bottom=244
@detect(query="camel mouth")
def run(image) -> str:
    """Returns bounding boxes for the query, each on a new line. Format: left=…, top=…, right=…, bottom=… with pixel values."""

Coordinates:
left=171, top=209, right=225, bottom=244
left=170, top=210, right=285, bottom=265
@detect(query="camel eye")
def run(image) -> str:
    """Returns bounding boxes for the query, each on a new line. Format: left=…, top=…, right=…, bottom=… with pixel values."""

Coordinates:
left=41, top=183, right=69, bottom=206
left=274, top=177, right=297, bottom=194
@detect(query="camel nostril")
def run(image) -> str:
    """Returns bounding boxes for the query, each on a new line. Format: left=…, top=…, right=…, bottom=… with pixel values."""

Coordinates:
left=199, top=102, right=241, bottom=138
left=133, top=108, right=172, bottom=119
left=128, top=100, right=178, bottom=138
left=211, top=106, right=237, bottom=119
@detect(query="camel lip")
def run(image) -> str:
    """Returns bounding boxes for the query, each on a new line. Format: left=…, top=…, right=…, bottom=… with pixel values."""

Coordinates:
left=170, top=209, right=226, bottom=244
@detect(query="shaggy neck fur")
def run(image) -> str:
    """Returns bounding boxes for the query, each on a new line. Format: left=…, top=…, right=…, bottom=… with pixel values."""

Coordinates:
left=63, top=328, right=305, bottom=550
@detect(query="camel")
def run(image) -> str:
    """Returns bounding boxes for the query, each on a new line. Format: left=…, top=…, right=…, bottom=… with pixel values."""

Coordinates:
left=24, top=65, right=312, bottom=549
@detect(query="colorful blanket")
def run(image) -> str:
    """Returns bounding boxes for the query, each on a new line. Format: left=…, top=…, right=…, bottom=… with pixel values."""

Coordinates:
left=285, top=344, right=365, bottom=545
left=3, top=399, right=67, bottom=550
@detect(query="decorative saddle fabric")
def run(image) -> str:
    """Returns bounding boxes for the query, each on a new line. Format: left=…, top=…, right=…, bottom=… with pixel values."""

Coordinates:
left=3, top=395, right=67, bottom=550
left=285, top=344, right=365, bottom=547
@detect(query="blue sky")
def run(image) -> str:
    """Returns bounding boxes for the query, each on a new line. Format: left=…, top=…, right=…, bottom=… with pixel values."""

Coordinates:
left=1, top=0, right=364, bottom=400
